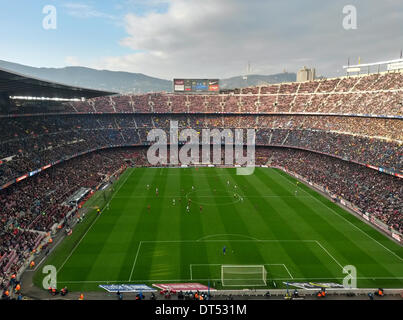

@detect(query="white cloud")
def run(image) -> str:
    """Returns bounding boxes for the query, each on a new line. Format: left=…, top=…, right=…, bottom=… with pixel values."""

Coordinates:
left=63, top=2, right=116, bottom=20
left=91, top=0, right=403, bottom=79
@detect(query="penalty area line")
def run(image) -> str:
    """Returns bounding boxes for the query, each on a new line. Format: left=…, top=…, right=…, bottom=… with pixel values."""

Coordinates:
left=315, top=240, right=344, bottom=270
left=129, top=241, right=143, bottom=281
left=273, top=169, right=403, bottom=263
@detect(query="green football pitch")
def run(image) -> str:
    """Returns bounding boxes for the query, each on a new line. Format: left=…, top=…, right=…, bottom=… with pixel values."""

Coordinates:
left=34, top=167, right=403, bottom=292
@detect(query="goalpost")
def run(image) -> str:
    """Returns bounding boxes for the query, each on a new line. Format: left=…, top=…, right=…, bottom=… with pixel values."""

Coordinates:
left=221, top=265, right=267, bottom=287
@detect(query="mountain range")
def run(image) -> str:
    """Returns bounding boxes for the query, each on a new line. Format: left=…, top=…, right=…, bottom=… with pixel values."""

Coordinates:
left=0, top=60, right=296, bottom=94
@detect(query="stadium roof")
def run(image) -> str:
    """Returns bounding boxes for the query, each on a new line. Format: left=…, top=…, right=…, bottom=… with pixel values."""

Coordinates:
left=0, top=67, right=116, bottom=99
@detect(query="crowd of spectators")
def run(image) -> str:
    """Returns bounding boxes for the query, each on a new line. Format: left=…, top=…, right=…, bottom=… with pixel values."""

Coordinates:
left=0, top=114, right=400, bottom=186
left=58, top=71, right=396, bottom=116
left=255, top=147, right=402, bottom=234
left=1, top=71, right=402, bottom=291
left=0, top=148, right=146, bottom=288
left=0, top=230, right=44, bottom=292
left=0, top=143, right=401, bottom=290
left=2, top=71, right=402, bottom=116
left=256, top=128, right=401, bottom=171
left=81, top=72, right=403, bottom=116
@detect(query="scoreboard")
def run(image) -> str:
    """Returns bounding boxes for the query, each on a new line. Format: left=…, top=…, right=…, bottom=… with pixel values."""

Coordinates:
left=173, top=79, right=219, bottom=93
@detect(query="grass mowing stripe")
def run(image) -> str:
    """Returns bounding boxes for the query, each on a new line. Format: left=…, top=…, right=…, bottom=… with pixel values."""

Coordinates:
left=274, top=169, right=403, bottom=262
left=125, top=167, right=161, bottom=281
left=115, top=167, right=150, bottom=281
left=267, top=169, right=403, bottom=280
left=212, top=168, right=272, bottom=280
left=258, top=168, right=356, bottom=267
left=237, top=169, right=339, bottom=280
left=178, top=168, right=227, bottom=285
left=133, top=168, right=174, bottom=281
left=179, top=168, right=210, bottom=280
left=58, top=168, right=134, bottom=274
left=34, top=168, right=403, bottom=291
left=56, top=172, right=136, bottom=291
left=271, top=168, right=403, bottom=286
left=56, top=276, right=403, bottom=284
left=32, top=168, right=134, bottom=290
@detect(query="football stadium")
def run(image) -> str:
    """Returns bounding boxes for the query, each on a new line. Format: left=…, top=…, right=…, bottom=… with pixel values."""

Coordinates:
left=0, top=1, right=402, bottom=308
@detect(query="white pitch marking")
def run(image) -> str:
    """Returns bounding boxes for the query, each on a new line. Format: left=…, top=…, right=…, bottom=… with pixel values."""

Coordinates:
left=272, top=169, right=403, bottom=263
left=129, top=241, right=143, bottom=281
left=58, top=169, right=134, bottom=273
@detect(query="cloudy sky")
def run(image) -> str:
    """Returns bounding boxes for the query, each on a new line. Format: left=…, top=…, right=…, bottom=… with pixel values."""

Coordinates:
left=1, top=0, right=402, bottom=79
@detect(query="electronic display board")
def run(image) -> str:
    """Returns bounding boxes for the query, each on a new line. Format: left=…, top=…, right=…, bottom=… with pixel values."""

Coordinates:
left=173, top=79, right=219, bottom=93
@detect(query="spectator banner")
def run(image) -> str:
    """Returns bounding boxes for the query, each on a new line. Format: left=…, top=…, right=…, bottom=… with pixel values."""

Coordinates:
left=153, top=283, right=216, bottom=292
left=346, top=67, right=361, bottom=73
left=16, top=174, right=28, bottom=182
left=42, top=164, right=52, bottom=170
left=387, top=62, right=403, bottom=71
left=0, top=181, right=14, bottom=190
left=99, top=284, right=156, bottom=293
left=366, top=164, right=378, bottom=170
left=29, top=168, right=42, bottom=177
left=392, top=233, right=401, bottom=242
left=373, top=219, right=390, bottom=233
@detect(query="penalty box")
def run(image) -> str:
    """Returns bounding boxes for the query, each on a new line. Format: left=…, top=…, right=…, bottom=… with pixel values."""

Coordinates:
left=129, top=240, right=343, bottom=282
left=190, top=264, right=291, bottom=286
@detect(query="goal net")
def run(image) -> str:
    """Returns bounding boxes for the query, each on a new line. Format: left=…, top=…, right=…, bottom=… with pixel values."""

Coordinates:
left=221, top=265, right=267, bottom=287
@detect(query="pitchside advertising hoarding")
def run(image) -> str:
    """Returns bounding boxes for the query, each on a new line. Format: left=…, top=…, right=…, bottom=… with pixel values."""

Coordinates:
left=99, top=283, right=215, bottom=293
left=174, top=79, right=220, bottom=93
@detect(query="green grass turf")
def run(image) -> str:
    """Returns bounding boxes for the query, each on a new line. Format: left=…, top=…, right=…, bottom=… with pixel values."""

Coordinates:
left=33, top=167, right=403, bottom=292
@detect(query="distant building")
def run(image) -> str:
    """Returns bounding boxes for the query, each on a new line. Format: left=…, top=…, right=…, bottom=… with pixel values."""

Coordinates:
left=297, top=67, right=316, bottom=82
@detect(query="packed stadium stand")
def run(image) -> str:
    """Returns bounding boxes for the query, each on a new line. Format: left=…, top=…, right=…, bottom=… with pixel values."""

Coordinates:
left=0, top=69, right=402, bottom=293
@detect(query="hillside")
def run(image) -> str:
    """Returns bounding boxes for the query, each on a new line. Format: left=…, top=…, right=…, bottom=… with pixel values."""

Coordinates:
left=0, top=60, right=296, bottom=93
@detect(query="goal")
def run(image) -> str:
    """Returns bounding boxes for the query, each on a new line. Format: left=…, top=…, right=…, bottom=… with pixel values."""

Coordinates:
left=221, top=265, right=267, bottom=287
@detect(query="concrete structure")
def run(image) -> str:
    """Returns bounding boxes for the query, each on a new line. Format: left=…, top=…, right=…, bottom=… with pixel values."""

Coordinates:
left=297, top=66, right=316, bottom=82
